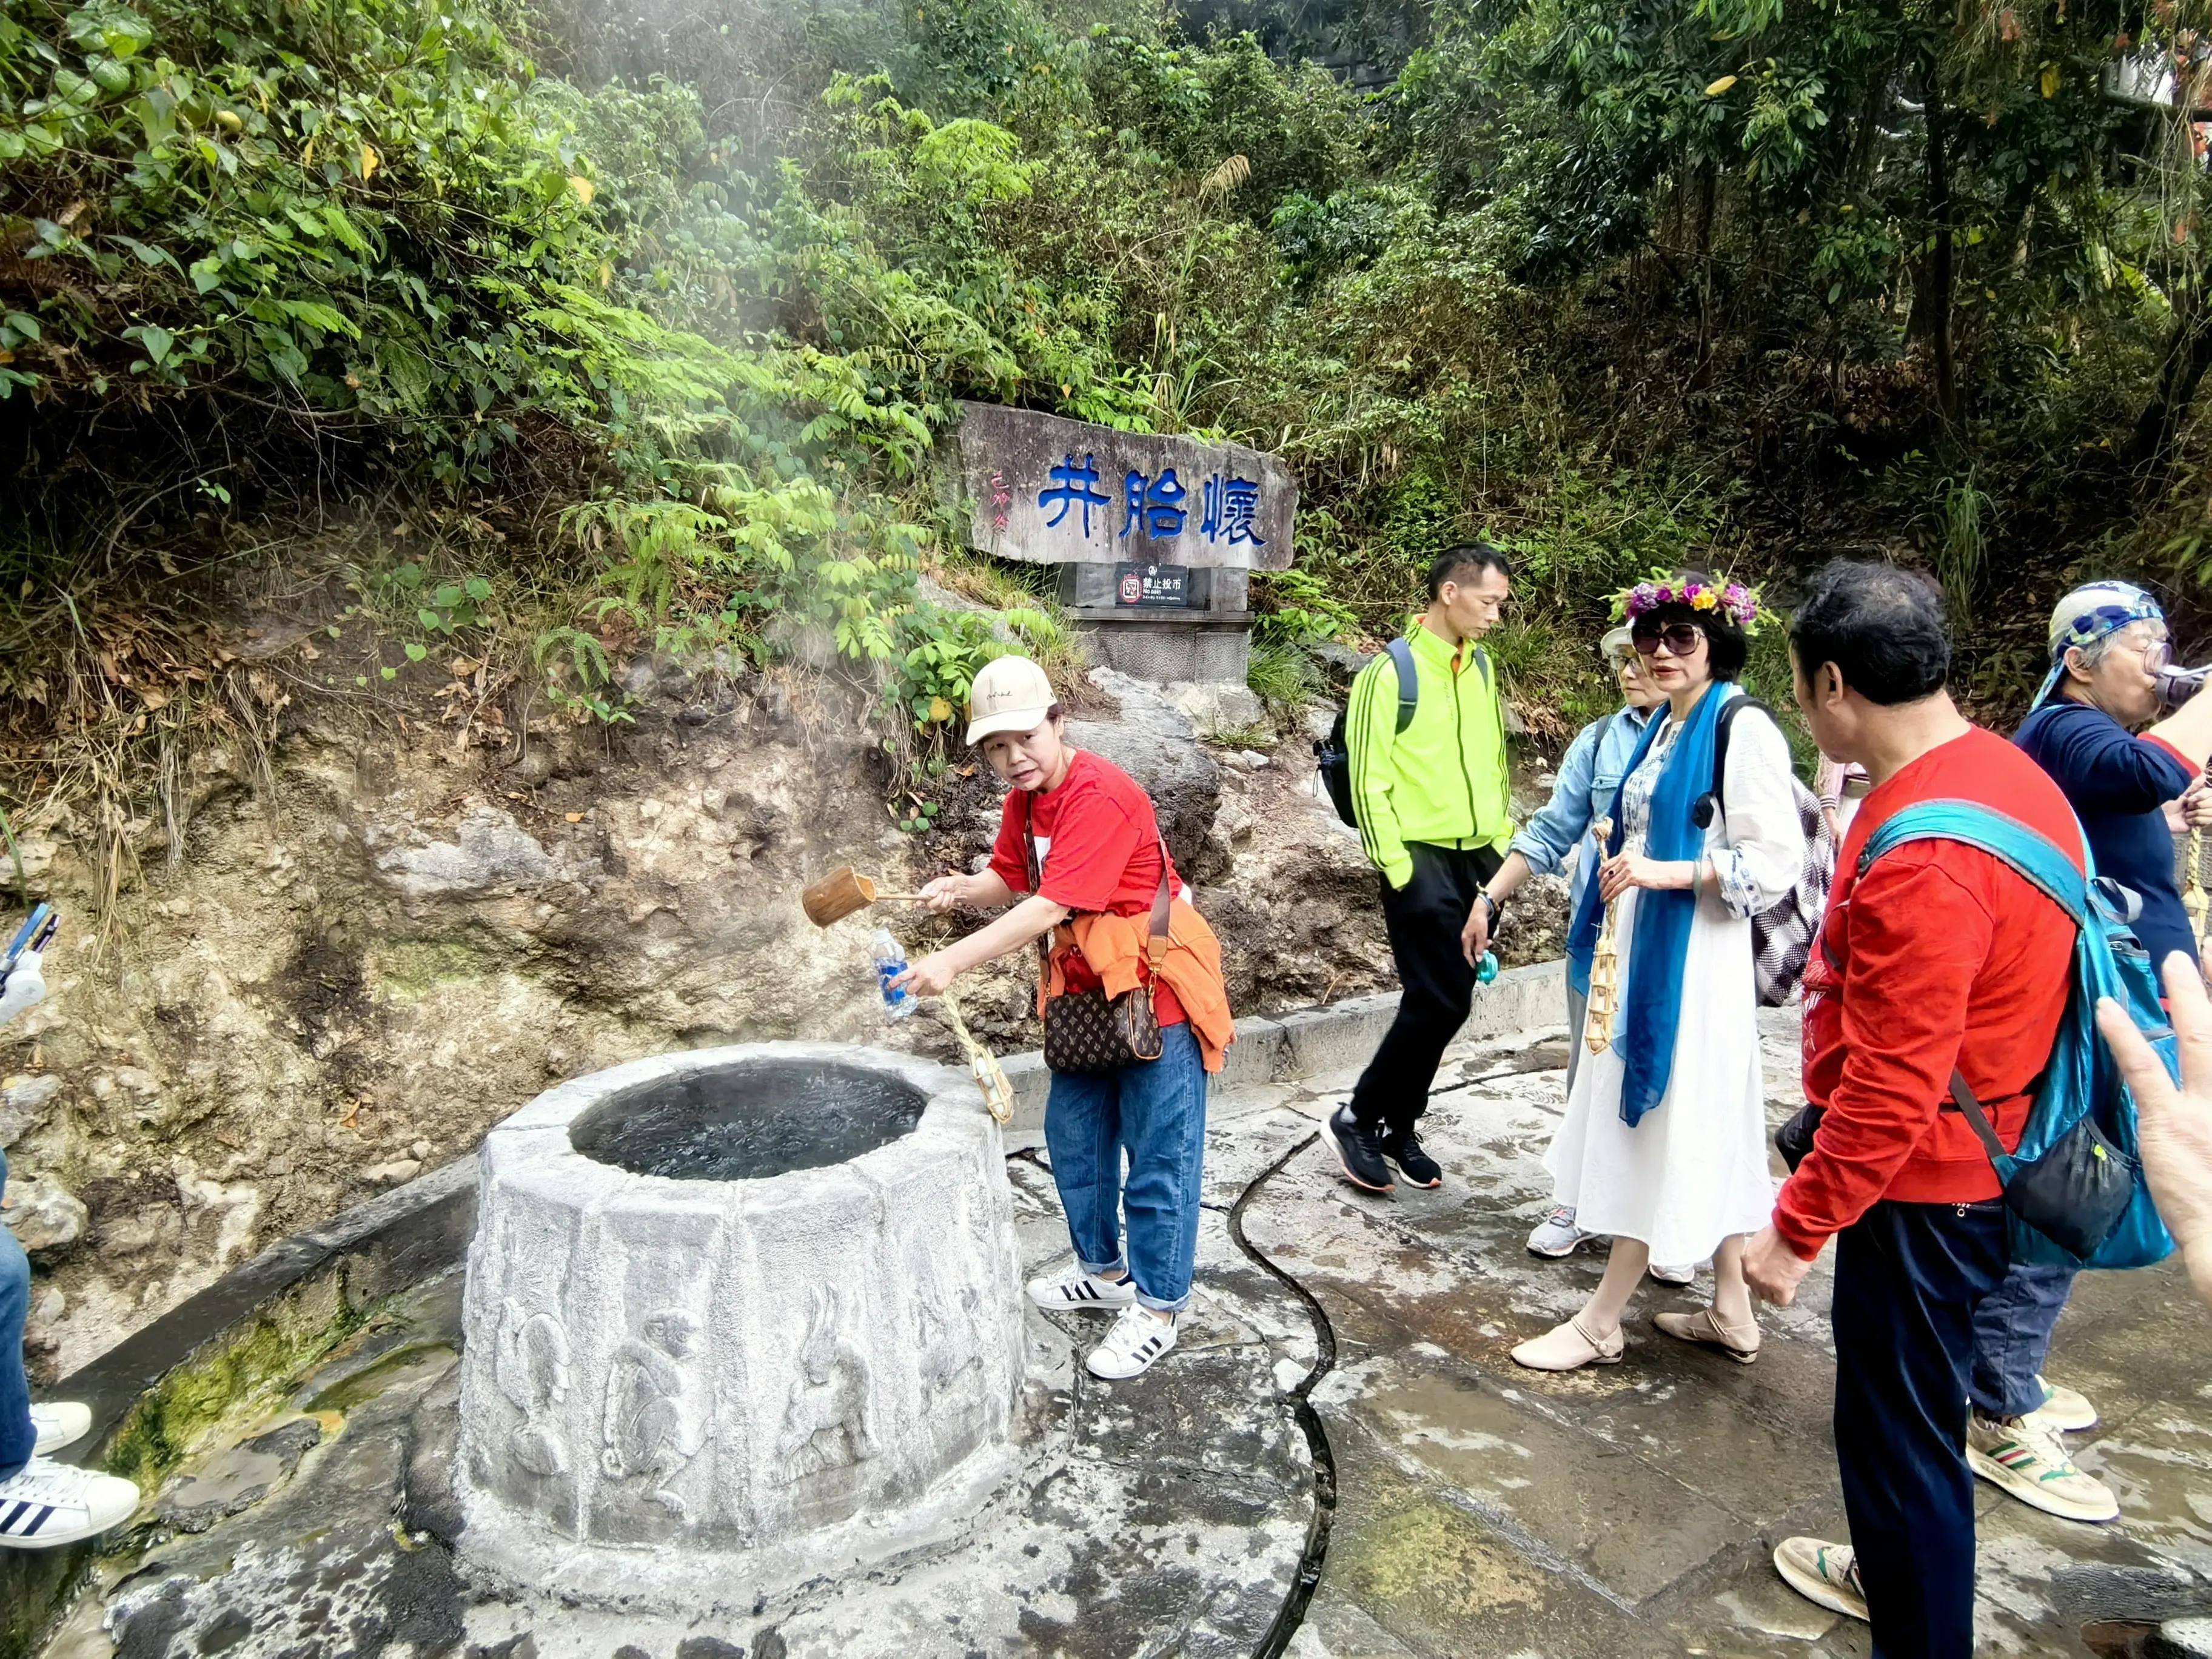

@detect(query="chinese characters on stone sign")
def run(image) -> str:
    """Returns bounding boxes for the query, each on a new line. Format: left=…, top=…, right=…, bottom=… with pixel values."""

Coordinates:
left=1039, top=454, right=1265, bottom=549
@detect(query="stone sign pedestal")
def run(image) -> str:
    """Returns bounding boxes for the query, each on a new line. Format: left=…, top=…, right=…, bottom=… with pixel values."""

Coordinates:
left=952, top=401, right=1296, bottom=686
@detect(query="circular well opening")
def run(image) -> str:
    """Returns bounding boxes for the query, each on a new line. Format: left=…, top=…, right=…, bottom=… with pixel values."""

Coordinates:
left=568, top=1058, right=928, bottom=1181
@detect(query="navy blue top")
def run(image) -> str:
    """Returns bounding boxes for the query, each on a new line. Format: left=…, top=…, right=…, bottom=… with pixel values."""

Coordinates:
left=2015, top=698, right=2199, bottom=968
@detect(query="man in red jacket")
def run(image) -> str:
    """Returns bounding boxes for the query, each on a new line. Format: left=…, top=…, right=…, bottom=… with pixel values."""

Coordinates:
left=1743, top=561, right=2082, bottom=1659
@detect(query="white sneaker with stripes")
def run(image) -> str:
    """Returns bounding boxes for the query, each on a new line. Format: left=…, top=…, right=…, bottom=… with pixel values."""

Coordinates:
left=1086, top=1305, right=1178, bottom=1380
left=1026, top=1267, right=1137, bottom=1314
left=31, top=1402, right=92, bottom=1456
left=0, top=1456, right=141, bottom=1550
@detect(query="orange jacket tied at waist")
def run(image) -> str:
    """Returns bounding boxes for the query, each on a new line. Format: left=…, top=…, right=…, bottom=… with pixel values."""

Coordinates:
left=1037, top=900, right=1237, bottom=1074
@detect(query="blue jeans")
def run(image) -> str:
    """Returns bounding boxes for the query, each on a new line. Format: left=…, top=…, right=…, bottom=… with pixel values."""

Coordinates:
left=1968, top=1259, right=2077, bottom=1419
left=1042, top=1022, right=1208, bottom=1313
left=1, top=1149, right=33, bottom=1480
left=1834, top=1199, right=2011, bottom=1659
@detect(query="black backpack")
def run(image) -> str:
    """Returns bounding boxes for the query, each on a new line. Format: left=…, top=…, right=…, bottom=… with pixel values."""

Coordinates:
left=1316, top=638, right=1419, bottom=828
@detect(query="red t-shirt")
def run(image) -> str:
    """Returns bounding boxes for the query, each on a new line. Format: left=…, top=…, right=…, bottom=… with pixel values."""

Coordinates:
left=1775, top=725, right=2082, bottom=1258
left=989, top=749, right=1187, bottom=1027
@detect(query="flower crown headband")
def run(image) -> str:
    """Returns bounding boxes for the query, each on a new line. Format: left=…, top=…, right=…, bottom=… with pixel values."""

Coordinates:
left=1613, top=571, right=1761, bottom=633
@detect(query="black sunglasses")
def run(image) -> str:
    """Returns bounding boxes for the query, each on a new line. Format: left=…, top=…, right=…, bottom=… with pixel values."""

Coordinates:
left=1631, top=620, right=1705, bottom=656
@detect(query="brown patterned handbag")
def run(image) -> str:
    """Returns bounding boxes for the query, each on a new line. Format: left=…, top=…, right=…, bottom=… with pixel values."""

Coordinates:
left=1024, top=802, right=1170, bottom=1074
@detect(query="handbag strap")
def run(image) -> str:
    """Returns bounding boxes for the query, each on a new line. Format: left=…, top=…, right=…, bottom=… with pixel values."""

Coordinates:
left=1021, top=789, right=1175, bottom=979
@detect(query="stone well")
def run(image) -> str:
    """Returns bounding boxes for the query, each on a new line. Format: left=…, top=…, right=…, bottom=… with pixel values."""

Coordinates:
left=453, top=1044, right=1027, bottom=1609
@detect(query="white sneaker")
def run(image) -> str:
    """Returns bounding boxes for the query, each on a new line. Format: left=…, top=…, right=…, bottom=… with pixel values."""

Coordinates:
left=1086, top=1305, right=1178, bottom=1379
left=1026, top=1266, right=1137, bottom=1313
left=1967, top=1410, right=2120, bottom=1523
left=30, top=1403, right=92, bottom=1456
left=2030, top=1375, right=2099, bottom=1433
left=1527, top=1204, right=1598, bottom=1258
left=0, top=1456, right=141, bottom=1549
left=1647, top=1261, right=1697, bottom=1287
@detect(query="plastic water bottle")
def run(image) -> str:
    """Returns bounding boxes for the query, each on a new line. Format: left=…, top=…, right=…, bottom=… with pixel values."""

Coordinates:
left=871, top=928, right=915, bottom=1019
left=1476, top=951, right=1500, bottom=985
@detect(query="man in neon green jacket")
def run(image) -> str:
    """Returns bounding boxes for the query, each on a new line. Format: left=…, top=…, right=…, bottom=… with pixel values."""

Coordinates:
left=1321, top=544, right=1515, bottom=1196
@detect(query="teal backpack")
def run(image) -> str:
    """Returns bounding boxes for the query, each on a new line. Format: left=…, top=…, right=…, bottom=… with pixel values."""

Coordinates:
left=1858, top=800, right=2178, bottom=1271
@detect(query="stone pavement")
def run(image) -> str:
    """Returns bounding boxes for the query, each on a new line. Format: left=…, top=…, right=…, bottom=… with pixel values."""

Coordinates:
left=33, top=1012, right=2212, bottom=1658
left=1229, top=1014, right=2212, bottom=1659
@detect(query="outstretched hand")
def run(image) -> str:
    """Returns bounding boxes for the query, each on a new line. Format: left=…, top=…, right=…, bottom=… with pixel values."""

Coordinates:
left=2097, top=953, right=2212, bottom=1307
left=888, top=950, right=957, bottom=999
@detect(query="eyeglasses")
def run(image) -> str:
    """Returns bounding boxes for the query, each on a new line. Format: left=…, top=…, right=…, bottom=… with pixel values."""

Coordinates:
left=1631, top=622, right=1704, bottom=657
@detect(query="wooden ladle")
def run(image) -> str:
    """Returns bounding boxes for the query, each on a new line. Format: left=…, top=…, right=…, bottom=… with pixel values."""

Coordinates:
left=800, top=865, right=926, bottom=927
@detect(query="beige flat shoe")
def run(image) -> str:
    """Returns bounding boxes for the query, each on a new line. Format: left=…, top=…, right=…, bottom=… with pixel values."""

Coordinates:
left=1510, top=1313, right=1625, bottom=1372
left=1654, top=1306, right=1761, bottom=1364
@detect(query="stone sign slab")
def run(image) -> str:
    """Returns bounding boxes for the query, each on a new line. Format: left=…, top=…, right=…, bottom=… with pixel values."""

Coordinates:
left=955, top=400, right=1295, bottom=571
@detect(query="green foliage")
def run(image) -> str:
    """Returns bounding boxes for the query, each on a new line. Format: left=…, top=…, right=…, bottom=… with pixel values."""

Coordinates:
left=10, top=0, right=2212, bottom=857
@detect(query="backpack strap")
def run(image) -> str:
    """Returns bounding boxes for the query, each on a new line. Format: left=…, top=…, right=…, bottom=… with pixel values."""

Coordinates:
left=1385, top=635, right=1419, bottom=734
left=1855, top=800, right=2091, bottom=1130
left=1692, top=689, right=1764, bottom=828
left=1856, top=799, right=2091, bottom=925
left=1946, top=1068, right=2011, bottom=1162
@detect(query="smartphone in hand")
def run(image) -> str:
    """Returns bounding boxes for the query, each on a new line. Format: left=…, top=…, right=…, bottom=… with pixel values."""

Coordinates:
left=2, top=903, right=55, bottom=977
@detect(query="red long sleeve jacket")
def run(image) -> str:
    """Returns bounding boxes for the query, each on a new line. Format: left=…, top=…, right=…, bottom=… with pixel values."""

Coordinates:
left=1774, top=726, right=2083, bottom=1259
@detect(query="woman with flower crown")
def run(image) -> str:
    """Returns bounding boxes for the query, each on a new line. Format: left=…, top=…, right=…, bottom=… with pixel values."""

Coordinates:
left=1511, top=571, right=1806, bottom=1372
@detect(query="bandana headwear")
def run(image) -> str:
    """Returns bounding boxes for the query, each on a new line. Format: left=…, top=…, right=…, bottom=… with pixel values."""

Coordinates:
left=2033, top=580, right=2165, bottom=708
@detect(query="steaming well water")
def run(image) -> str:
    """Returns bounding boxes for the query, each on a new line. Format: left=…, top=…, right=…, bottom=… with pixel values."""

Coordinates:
left=568, top=1059, right=927, bottom=1180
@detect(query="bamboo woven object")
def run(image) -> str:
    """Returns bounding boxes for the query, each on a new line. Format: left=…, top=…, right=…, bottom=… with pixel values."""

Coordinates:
left=2190, top=822, right=2209, bottom=954
left=940, top=990, right=1015, bottom=1124
left=800, top=866, right=925, bottom=928
left=1583, top=816, right=1627, bottom=1057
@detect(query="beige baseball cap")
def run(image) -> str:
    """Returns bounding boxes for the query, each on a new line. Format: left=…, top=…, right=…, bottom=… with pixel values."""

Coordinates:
left=965, top=654, right=1056, bottom=744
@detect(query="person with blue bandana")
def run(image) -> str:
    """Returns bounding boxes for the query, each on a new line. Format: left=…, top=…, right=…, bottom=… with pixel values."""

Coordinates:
left=1960, top=580, right=2212, bottom=1527
left=1510, top=572, right=1806, bottom=1372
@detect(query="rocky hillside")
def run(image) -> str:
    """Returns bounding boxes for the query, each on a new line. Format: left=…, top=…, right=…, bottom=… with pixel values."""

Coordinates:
left=0, top=620, right=1589, bottom=1378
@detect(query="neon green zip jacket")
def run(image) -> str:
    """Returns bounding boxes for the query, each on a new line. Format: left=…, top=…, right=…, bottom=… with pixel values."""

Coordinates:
left=1346, top=620, right=1513, bottom=890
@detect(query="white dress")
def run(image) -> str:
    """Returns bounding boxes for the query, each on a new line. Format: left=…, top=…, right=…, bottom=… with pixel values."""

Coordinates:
left=1543, top=692, right=1802, bottom=1265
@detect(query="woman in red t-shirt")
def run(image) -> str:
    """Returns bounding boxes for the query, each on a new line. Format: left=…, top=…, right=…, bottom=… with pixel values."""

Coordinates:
left=892, top=656, right=1228, bottom=1382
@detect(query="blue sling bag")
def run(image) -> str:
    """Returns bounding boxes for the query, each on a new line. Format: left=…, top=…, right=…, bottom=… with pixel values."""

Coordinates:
left=1857, top=800, right=2178, bottom=1271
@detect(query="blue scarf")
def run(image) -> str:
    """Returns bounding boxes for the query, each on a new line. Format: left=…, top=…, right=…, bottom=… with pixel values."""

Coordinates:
left=1565, top=682, right=1734, bottom=1127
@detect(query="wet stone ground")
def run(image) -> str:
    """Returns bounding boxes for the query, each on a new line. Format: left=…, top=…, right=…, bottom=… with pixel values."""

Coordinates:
left=34, top=1011, right=2212, bottom=1658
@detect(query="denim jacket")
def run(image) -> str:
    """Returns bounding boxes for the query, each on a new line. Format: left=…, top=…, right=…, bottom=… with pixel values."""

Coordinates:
left=1509, top=703, right=1657, bottom=919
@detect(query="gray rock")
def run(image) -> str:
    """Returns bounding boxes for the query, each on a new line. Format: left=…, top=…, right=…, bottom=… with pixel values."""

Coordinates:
left=1309, top=642, right=1367, bottom=680
left=1495, top=872, right=1571, bottom=967
left=372, top=806, right=554, bottom=899
left=362, top=1159, right=424, bottom=1187
left=1238, top=750, right=1271, bottom=771
left=1167, top=681, right=1265, bottom=739
left=0, top=1073, right=61, bottom=1149
left=156, top=1418, right=325, bottom=1533
left=2, top=1171, right=87, bottom=1254
left=2153, top=1618, right=2212, bottom=1659
left=1065, top=668, right=1219, bottom=873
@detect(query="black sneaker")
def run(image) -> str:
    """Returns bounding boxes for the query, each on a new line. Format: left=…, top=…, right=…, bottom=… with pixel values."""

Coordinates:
left=1382, top=1127, right=1443, bottom=1189
left=1321, top=1105, right=1395, bottom=1194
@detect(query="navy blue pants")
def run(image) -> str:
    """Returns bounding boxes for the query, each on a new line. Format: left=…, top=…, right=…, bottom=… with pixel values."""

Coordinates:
left=1968, top=1259, right=2077, bottom=1418
left=1832, top=1198, right=2010, bottom=1659
left=1, top=1148, right=33, bottom=1481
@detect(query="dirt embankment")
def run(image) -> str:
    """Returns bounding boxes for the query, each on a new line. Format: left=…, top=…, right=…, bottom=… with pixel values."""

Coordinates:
left=4, top=633, right=1547, bottom=1379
